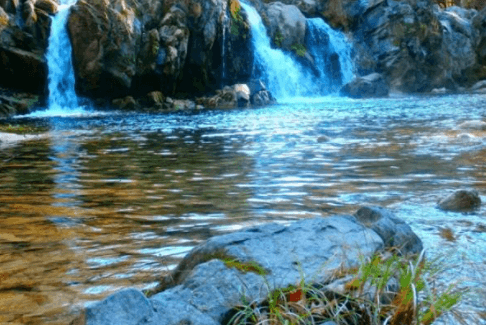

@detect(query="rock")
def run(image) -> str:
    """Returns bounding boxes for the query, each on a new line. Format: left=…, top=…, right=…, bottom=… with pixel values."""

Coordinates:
left=350, top=0, right=480, bottom=92
left=172, top=99, right=196, bottom=110
left=251, top=90, right=276, bottom=106
left=339, top=73, right=389, bottom=98
left=437, top=190, right=481, bottom=212
left=458, top=120, right=486, bottom=130
left=68, top=0, right=143, bottom=98
left=354, top=206, right=423, bottom=255
left=112, top=96, right=138, bottom=110
left=234, top=83, right=250, bottom=107
left=34, top=0, right=58, bottom=15
left=156, top=216, right=385, bottom=322
left=197, top=83, right=254, bottom=108
left=247, top=79, right=266, bottom=94
left=264, top=2, right=306, bottom=50
left=225, top=4, right=254, bottom=85
left=470, top=79, right=486, bottom=91
left=0, top=47, right=47, bottom=93
left=0, top=7, right=9, bottom=29
left=72, top=209, right=423, bottom=325
left=144, top=91, right=165, bottom=106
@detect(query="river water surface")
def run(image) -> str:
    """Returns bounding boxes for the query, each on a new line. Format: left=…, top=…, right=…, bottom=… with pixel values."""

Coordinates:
left=1, top=94, right=486, bottom=324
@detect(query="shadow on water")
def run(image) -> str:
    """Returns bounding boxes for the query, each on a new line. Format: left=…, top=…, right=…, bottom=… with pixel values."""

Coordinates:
left=0, top=94, right=486, bottom=323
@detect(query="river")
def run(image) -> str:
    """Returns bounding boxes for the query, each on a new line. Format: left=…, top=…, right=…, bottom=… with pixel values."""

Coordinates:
left=0, top=94, right=486, bottom=324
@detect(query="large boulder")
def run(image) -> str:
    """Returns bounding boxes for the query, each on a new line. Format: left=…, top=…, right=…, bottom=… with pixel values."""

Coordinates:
left=264, top=2, right=306, bottom=50
left=350, top=0, right=479, bottom=92
left=68, top=0, right=144, bottom=98
left=71, top=208, right=422, bottom=325
left=339, top=73, right=389, bottom=98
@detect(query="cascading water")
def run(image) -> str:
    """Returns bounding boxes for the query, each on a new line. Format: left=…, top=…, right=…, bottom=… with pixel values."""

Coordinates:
left=35, top=0, right=84, bottom=116
left=306, top=18, right=354, bottom=89
left=240, top=2, right=319, bottom=100
left=221, top=12, right=229, bottom=85
left=241, top=2, right=354, bottom=100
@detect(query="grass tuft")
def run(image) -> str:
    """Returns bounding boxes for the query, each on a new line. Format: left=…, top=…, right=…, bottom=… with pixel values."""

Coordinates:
left=225, top=250, right=468, bottom=325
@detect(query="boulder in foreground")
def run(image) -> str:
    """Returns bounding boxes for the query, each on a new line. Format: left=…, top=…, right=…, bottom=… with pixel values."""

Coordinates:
left=71, top=207, right=422, bottom=325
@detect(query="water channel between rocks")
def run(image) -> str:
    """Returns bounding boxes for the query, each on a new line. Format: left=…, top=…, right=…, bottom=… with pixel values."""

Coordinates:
left=1, top=94, right=486, bottom=324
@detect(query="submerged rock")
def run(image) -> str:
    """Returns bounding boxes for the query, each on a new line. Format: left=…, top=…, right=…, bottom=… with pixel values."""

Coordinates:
left=339, top=73, right=389, bottom=98
left=437, top=189, right=481, bottom=212
left=71, top=207, right=422, bottom=325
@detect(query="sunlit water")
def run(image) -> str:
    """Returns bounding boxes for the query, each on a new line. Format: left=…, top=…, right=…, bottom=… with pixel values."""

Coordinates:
left=1, top=94, right=486, bottom=324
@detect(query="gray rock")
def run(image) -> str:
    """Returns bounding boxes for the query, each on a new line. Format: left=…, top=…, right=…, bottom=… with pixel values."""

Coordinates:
left=73, top=209, right=423, bottom=325
left=251, top=90, right=276, bottom=106
left=354, top=206, right=423, bottom=254
left=265, top=2, right=306, bottom=50
left=82, top=289, right=153, bottom=325
left=438, top=190, right=481, bottom=212
left=339, top=73, right=389, bottom=98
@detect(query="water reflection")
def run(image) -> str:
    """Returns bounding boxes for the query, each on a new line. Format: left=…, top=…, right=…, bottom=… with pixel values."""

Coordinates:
left=0, top=94, right=486, bottom=323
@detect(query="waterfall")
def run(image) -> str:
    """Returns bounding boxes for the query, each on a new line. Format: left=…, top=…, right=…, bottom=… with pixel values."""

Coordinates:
left=221, top=12, right=229, bottom=85
left=240, top=2, right=319, bottom=100
left=41, top=0, right=83, bottom=115
left=240, top=2, right=354, bottom=100
left=306, top=18, right=354, bottom=90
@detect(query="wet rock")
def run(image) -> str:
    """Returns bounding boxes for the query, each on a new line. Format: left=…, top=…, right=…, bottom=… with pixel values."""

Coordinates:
left=34, top=0, right=58, bottom=15
left=437, top=190, right=481, bottom=212
left=470, top=79, right=486, bottom=92
left=251, top=90, right=276, bottom=106
left=225, top=4, right=253, bottom=85
left=264, top=2, right=306, bottom=50
left=112, top=96, right=139, bottom=110
left=354, top=206, right=423, bottom=254
left=197, top=84, right=252, bottom=109
left=172, top=99, right=196, bottom=110
left=339, top=73, right=389, bottom=98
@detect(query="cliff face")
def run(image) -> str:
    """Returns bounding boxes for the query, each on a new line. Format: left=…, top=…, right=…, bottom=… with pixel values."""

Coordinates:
left=67, top=0, right=253, bottom=99
left=2, top=0, right=486, bottom=111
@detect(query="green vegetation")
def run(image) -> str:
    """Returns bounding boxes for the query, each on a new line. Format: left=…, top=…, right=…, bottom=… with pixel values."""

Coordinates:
left=0, top=124, right=48, bottom=134
left=274, top=31, right=283, bottom=48
left=222, top=258, right=268, bottom=276
left=230, top=0, right=248, bottom=37
left=226, top=250, right=466, bottom=325
left=291, top=44, right=306, bottom=57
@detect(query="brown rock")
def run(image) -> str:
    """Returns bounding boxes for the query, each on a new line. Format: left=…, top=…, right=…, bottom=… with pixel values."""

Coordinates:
left=34, top=0, right=58, bottom=15
left=438, top=190, right=481, bottom=212
left=112, top=96, right=138, bottom=110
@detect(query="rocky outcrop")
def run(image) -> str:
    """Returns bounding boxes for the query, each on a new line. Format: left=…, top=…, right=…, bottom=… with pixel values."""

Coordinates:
left=349, top=0, right=484, bottom=93
left=196, top=81, right=275, bottom=108
left=0, top=0, right=53, bottom=95
left=67, top=0, right=253, bottom=99
left=71, top=207, right=422, bottom=325
left=339, top=73, right=389, bottom=98
left=264, top=2, right=306, bottom=50
left=437, top=189, right=481, bottom=211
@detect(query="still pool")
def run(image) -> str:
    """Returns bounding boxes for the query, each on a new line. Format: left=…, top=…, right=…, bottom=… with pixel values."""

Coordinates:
left=1, top=94, right=485, bottom=324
